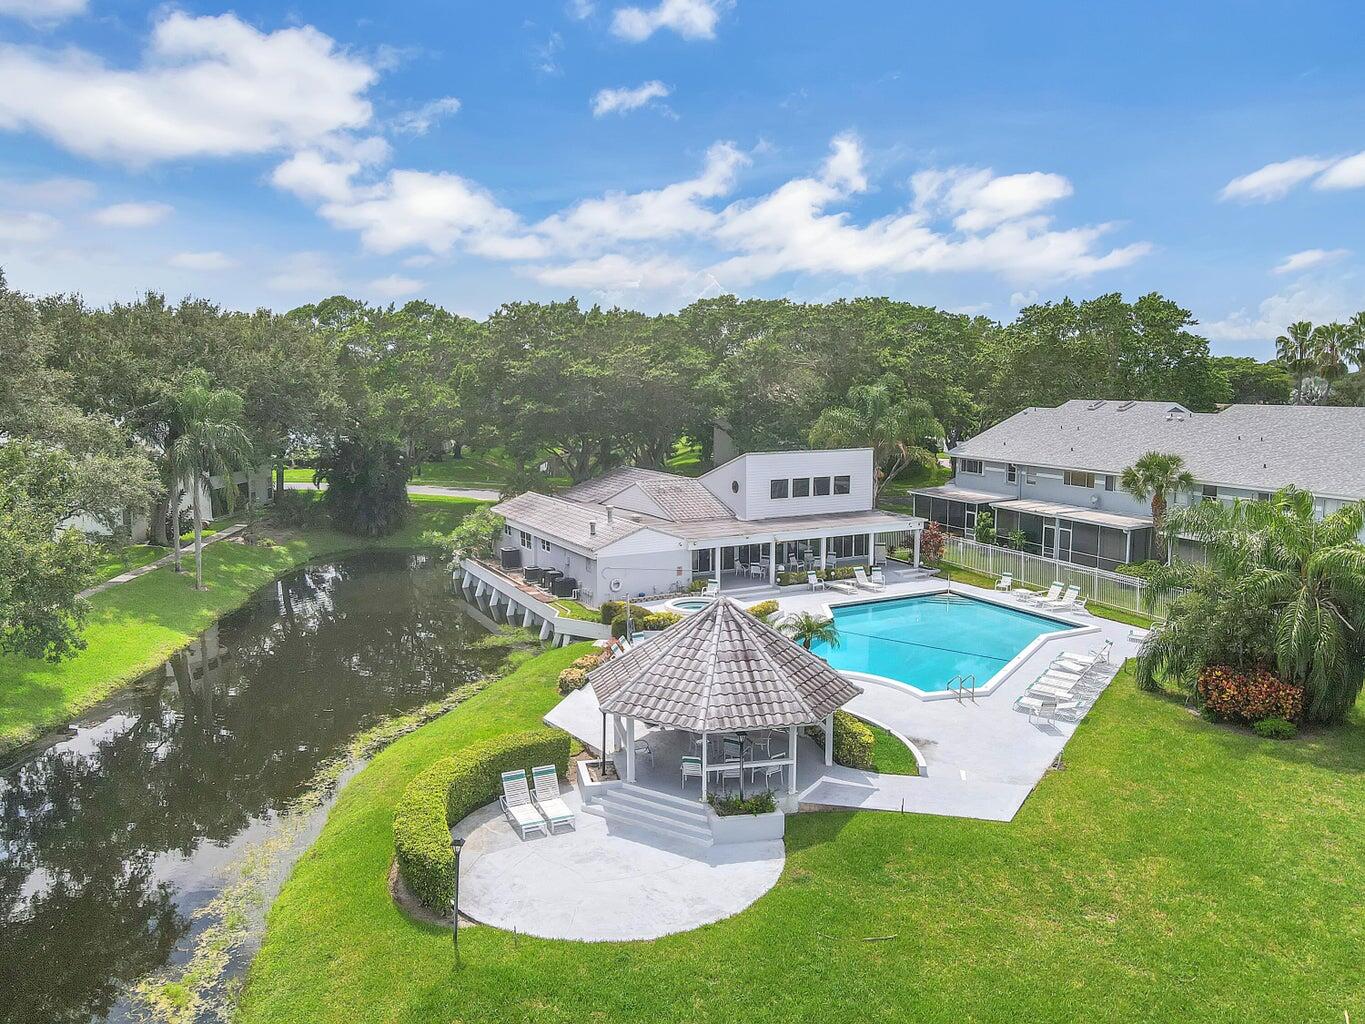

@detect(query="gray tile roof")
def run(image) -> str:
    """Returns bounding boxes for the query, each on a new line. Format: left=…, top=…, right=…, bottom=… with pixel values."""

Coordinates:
left=561, top=466, right=734, bottom=522
left=492, top=492, right=650, bottom=552
left=560, top=467, right=678, bottom=504
left=589, top=597, right=862, bottom=731
left=951, top=400, right=1365, bottom=498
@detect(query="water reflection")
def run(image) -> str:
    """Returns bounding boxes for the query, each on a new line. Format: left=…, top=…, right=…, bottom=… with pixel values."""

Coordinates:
left=0, top=551, right=506, bottom=1024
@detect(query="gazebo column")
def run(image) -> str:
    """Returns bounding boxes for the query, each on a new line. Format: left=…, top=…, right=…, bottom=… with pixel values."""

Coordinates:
left=624, top=717, right=637, bottom=783
left=867, top=531, right=876, bottom=567
left=787, top=725, right=799, bottom=794
left=913, top=528, right=921, bottom=568
left=699, top=731, right=708, bottom=802
left=823, top=712, right=835, bottom=766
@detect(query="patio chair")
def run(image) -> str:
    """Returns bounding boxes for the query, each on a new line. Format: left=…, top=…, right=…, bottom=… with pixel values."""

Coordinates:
left=853, top=567, right=885, bottom=592
left=703, top=580, right=720, bottom=598
left=994, top=572, right=1014, bottom=592
left=1014, top=694, right=1081, bottom=724
left=750, top=763, right=785, bottom=790
left=681, top=755, right=703, bottom=789
left=870, top=565, right=886, bottom=585
left=807, top=572, right=827, bottom=592
left=530, top=765, right=576, bottom=833
left=1130, top=619, right=1165, bottom=643
left=633, top=737, right=654, bottom=767
left=1054, top=643, right=1111, bottom=674
left=500, top=769, right=549, bottom=839
left=718, top=760, right=742, bottom=792
left=1020, top=582, right=1063, bottom=606
left=1039, top=585, right=1081, bottom=612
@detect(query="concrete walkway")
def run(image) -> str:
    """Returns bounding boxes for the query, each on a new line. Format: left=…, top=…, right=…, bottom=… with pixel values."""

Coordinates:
left=284, top=481, right=501, bottom=501
left=79, top=524, right=246, bottom=599
left=452, top=789, right=783, bottom=941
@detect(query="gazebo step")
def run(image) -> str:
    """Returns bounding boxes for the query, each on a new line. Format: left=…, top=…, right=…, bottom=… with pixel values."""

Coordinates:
left=603, top=786, right=709, bottom=827
left=603, top=804, right=714, bottom=848
left=611, top=784, right=710, bottom=819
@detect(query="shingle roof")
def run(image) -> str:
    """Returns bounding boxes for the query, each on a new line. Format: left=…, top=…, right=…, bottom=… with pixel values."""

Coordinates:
left=560, top=466, right=734, bottom=522
left=561, top=467, right=679, bottom=504
left=951, top=400, right=1365, bottom=498
left=491, top=492, right=648, bottom=552
left=589, top=597, right=862, bottom=731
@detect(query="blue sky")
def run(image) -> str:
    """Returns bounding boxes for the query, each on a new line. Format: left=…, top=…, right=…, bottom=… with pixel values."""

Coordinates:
left=1, top=1, right=1363, bottom=357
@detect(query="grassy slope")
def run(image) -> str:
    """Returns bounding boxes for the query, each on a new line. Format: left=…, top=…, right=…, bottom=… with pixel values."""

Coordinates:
left=238, top=661, right=1365, bottom=1024
left=863, top=720, right=919, bottom=775
left=0, top=496, right=483, bottom=755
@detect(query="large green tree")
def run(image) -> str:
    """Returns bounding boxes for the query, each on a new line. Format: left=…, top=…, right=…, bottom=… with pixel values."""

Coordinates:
left=1137, top=489, right=1365, bottom=725
left=808, top=375, right=943, bottom=499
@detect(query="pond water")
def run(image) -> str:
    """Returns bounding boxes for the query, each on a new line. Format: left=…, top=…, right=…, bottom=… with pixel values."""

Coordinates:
left=0, top=550, right=511, bottom=1024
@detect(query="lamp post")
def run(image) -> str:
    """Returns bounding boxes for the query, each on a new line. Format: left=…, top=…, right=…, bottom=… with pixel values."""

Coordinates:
left=450, top=835, right=466, bottom=966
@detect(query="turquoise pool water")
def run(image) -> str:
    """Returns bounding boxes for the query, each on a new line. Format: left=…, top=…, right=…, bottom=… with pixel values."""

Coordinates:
left=811, top=594, right=1070, bottom=692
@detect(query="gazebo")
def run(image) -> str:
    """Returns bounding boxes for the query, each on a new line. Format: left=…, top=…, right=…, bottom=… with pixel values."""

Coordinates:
left=588, top=597, right=863, bottom=800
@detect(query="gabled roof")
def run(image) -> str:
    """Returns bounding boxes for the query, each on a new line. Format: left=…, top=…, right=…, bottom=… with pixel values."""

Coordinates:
left=492, top=492, right=650, bottom=552
left=951, top=400, right=1365, bottom=498
left=589, top=597, right=861, bottom=731
left=560, top=465, right=734, bottom=522
left=560, top=467, right=679, bottom=504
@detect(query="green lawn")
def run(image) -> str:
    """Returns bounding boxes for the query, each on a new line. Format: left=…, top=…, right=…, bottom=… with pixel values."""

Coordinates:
left=861, top=719, right=919, bottom=775
left=89, top=543, right=165, bottom=584
left=0, top=496, right=485, bottom=756
left=238, top=657, right=1365, bottom=1023
left=550, top=598, right=601, bottom=622
left=935, top=560, right=1157, bottom=630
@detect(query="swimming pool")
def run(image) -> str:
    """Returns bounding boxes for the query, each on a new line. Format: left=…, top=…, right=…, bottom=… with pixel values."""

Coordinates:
left=811, top=593, right=1075, bottom=695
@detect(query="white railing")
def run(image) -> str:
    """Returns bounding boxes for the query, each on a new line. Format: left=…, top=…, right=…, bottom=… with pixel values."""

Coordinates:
left=942, top=536, right=1169, bottom=618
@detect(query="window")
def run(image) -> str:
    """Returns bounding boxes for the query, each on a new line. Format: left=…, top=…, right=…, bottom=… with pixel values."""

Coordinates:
left=1025, top=467, right=1037, bottom=485
left=792, top=477, right=810, bottom=498
left=731, top=479, right=739, bottom=493
left=828, top=534, right=869, bottom=558
left=833, top=475, right=851, bottom=495
left=965, top=506, right=977, bottom=531
left=1064, top=470, right=1095, bottom=488
left=540, top=538, right=551, bottom=552
left=1104, top=475, right=1116, bottom=492
left=1201, top=484, right=1219, bottom=503
left=814, top=476, right=831, bottom=496
left=1006, top=463, right=1017, bottom=484
left=504, top=524, right=512, bottom=536
left=519, top=530, right=531, bottom=548
left=1255, top=491, right=1271, bottom=502
left=770, top=478, right=789, bottom=499
left=691, top=549, right=714, bottom=573
left=957, top=458, right=983, bottom=475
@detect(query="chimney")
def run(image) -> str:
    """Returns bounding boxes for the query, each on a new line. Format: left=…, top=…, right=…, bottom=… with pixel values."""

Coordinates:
left=589, top=521, right=597, bottom=537
left=606, top=507, right=614, bottom=524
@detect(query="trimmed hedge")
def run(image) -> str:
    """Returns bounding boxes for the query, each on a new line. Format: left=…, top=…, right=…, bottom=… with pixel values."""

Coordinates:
left=746, top=599, right=779, bottom=620
left=609, top=609, right=682, bottom=638
left=805, top=710, right=875, bottom=771
left=777, top=565, right=857, bottom=586
left=393, top=728, right=570, bottom=911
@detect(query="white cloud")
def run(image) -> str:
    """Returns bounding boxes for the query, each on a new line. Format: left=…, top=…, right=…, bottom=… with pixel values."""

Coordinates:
left=611, top=0, right=722, bottom=41
left=0, top=0, right=86, bottom=26
left=535, top=141, right=746, bottom=248
left=1009, top=289, right=1039, bottom=307
left=1203, top=284, right=1358, bottom=343
left=392, top=96, right=461, bottom=136
left=914, top=167, right=1073, bottom=231
left=1315, top=150, right=1365, bottom=191
left=267, top=251, right=340, bottom=293
left=0, top=12, right=376, bottom=165
left=367, top=273, right=424, bottom=298
left=1272, top=248, right=1349, bottom=275
left=591, top=80, right=671, bottom=117
left=567, top=0, right=595, bottom=18
left=0, top=210, right=60, bottom=242
left=0, top=176, right=95, bottom=205
left=91, top=201, right=173, bottom=227
left=1219, top=156, right=1335, bottom=203
left=526, top=252, right=694, bottom=290
left=169, top=250, right=237, bottom=271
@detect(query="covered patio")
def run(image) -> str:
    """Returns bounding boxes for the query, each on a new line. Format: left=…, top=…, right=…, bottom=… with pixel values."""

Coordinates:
left=588, top=596, right=864, bottom=804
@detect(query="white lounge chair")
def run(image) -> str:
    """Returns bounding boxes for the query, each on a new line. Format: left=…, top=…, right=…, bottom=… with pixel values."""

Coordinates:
left=1014, top=694, right=1082, bottom=723
left=853, top=567, right=885, bottom=592
left=1056, top=640, right=1113, bottom=669
left=870, top=565, right=887, bottom=585
left=807, top=572, right=827, bottom=592
left=994, top=572, right=1014, bottom=592
left=827, top=576, right=859, bottom=595
left=1130, top=619, right=1165, bottom=643
left=1039, top=585, right=1080, bottom=612
left=681, top=755, right=703, bottom=789
left=500, top=769, right=549, bottom=839
left=530, top=764, right=576, bottom=832
left=1020, top=582, right=1063, bottom=606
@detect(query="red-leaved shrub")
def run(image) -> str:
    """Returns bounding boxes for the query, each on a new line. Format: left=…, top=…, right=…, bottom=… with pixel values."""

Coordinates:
left=920, top=522, right=947, bottom=563
left=1196, top=665, right=1303, bottom=723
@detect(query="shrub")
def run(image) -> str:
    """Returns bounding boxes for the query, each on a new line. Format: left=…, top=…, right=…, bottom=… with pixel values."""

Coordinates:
left=609, top=606, right=650, bottom=638
left=1252, top=716, right=1297, bottom=740
left=269, top=488, right=325, bottom=529
left=393, top=728, right=570, bottom=911
left=1197, top=665, right=1304, bottom=723
left=805, top=710, right=875, bottom=771
left=1115, top=560, right=1163, bottom=581
left=557, top=667, right=588, bottom=694
left=746, top=599, right=779, bottom=620
left=707, top=790, right=777, bottom=816
left=570, top=651, right=606, bottom=672
left=640, top=611, right=683, bottom=632
left=974, top=509, right=996, bottom=544
left=599, top=600, right=625, bottom=625
left=778, top=565, right=857, bottom=586
left=920, top=522, right=946, bottom=563
left=686, top=578, right=710, bottom=594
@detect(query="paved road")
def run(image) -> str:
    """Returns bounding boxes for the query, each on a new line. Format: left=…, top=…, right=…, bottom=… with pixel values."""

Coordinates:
left=283, top=481, right=501, bottom=501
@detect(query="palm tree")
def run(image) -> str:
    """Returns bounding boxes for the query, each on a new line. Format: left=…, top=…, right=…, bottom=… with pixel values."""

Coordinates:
left=1275, top=320, right=1315, bottom=398
left=169, top=373, right=254, bottom=590
left=1310, top=321, right=1351, bottom=382
left=809, top=374, right=943, bottom=500
left=1138, top=489, right=1365, bottom=725
left=780, top=611, right=840, bottom=651
left=1344, top=312, right=1365, bottom=373
left=1119, top=452, right=1195, bottom=562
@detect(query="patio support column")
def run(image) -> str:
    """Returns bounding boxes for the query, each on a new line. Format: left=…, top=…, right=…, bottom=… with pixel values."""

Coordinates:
left=713, top=544, right=721, bottom=587
left=820, top=537, right=827, bottom=571
left=624, top=717, right=636, bottom=783
left=867, top=531, right=876, bottom=567
left=913, top=528, right=921, bottom=568
left=787, top=725, right=798, bottom=794
left=823, top=713, right=834, bottom=766
left=699, top=731, right=708, bottom=802
left=768, top=540, right=777, bottom=585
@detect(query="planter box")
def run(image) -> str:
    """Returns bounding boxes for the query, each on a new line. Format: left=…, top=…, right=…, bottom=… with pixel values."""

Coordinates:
left=705, top=805, right=785, bottom=844
left=576, top=758, right=623, bottom=807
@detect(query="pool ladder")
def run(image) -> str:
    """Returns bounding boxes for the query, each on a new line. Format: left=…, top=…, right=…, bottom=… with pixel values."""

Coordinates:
left=948, top=674, right=977, bottom=704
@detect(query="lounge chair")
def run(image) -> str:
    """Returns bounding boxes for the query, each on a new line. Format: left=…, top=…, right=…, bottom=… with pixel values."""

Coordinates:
left=681, top=755, right=703, bottom=789
left=870, top=565, right=887, bottom=585
left=1014, top=694, right=1082, bottom=723
left=853, top=567, right=885, bottom=592
left=994, top=572, right=1014, bottom=592
left=826, top=575, right=859, bottom=595
left=1020, top=582, right=1063, bottom=606
left=1039, top=585, right=1080, bottom=612
left=1130, top=619, right=1165, bottom=643
left=500, top=769, right=549, bottom=839
left=530, top=764, right=576, bottom=832
left=807, top=572, right=827, bottom=592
